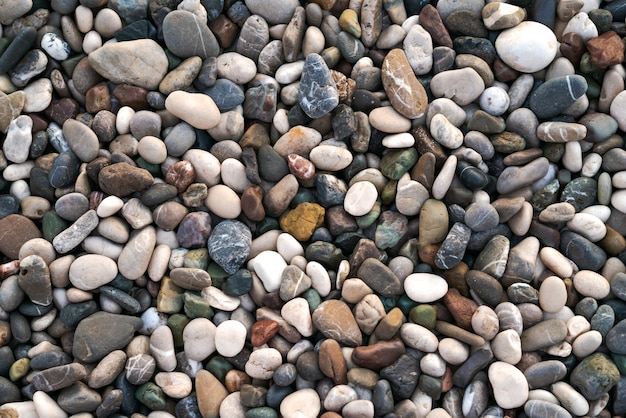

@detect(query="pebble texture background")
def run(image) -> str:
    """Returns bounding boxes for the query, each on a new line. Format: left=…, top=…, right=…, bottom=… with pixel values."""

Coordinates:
left=0, top=0, right=626, bottom=417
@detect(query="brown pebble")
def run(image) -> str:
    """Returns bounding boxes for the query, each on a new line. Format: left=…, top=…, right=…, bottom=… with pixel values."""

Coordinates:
left=560, top=32, right=586, bottom=65
left=0, top=214, right=43, bottom=260
left=586, top=31, right=624, bottom=69
left=493, top=58, right=518, bottom=83
left=443, top=262, right=470, bottom=297
left=435, top=321, right=485, bottom=347
left=250, top=319, right=279, bottom=347
left=112, top=84, right=149, bottom=109
left=98, top=162, right=154, bottom=197
left=241, top=185, right=266, bottom=222
left=442, top=288, right=477, bottom=330
left=208, top=14, right=239, bottom=49
left=44, top=98, right=79, bottom=125
left=72, top=56, right=104, bottom=95
left=412, top=126, right=447, bottom=169
left=411, top=152, right=436, bottom=191
left=418, top=4, right=453, bottom=48
left=351, top=339, right=406, bottom=370
left=224, top=370, right=251, bottom=393
left=85, top=82, right=111, bottom=114
left=165, top=160, right=196, bottom=193
left=319, top=338, right=348, bottom=385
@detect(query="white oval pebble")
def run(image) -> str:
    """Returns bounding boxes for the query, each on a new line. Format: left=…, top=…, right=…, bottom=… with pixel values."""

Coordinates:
left=246, top=348, right=283, bottom=380
left=69, top=254, right=118, bottom=291
left=573, top=270, right=610, bottom=299
left=214, top=320, right=247, bottom=357
left=382, top=133, right=415, bottom=148
left=344, top=181, right=378, bottom=216
left=437, top=338, right=469, bottom=365
left=551, top=381, right=589, bottom=416
left=488, top=361, right=529, bottom=409
left=205, top=184, right=241, bottom=219
left=404, top=273, right=448, bottom=303
left=400, top=323, right=438, bottom=352
left=183, top=318, right=216, bottom=362
left=539, top=276, right=568, bottom=313
left=252, top=251, right=288, bottom=292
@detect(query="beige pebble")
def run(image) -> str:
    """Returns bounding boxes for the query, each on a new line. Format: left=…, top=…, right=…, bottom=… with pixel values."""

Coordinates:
left=539, top=276, right=568, bottom=313
left=309, top=144, right=353, bottom=171
left=566, top=213, right=606, bottom=242
left=540, top=247, right=573, bottom=278
left=368, top=106, right=412, bottom=133
left=205, top=184, right=241, bottom=219
left=165, top=91, right=221, bottom=130
left=571, top=330, right=602, bottom=357
left=573, top=270, right=610, bottom=299
left=430, top=113, right=463, bottom=149
left=432, top=155, right=457, bottom=200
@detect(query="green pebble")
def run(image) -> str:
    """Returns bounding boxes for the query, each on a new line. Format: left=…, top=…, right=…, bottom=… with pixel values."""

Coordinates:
left=136, top=157, right=161, bottom=176
left=583, top=74, right=601, bottom=99
left=397, top=294, right=418, bottom=316
left=291, top=188, right=317, bottom=207
left=256, top=217, right=280, bottom=235
left=183, top=248, right=209, bottom=270
left=380, top=148, right=418, bottom=180
left=612, top=353, right=626, bottom=375
left=167, top=314, right=190, bottom=348
left=207, top=262, right=228, bottom=288
left=165, top=48, right=182, bottom=71
left=184, top=291, right=214, bottom=319
left=379, top=296, right=396, bottom=313
left=356, top=200, right=381, bottom=229
left=302, top=288, right=322, bottom=312
left=136, top=382, right=167, bottom=410
left=9, top=358, right=30, bottom=382
left=579, top=53, right=606, bottom=82
left=588, top=9, right=613, bottom=33
left=246, top=407, right=279, bottom=418
left=0, top=38, right=11, bottom=57
left=61, top=54, right=86, bottom=78
left=381, top=180, right=397, bottom=206
left=223, top=269, right=253, bottom=297
left=42, top=211, right=69, bottom=242
left=304, top=241, right=343, bottom=270
left=530, top=179, right=560, bottom=213
left=410, top=304, right=437, bottom=329
left=206, top=356, right=233, bottom=383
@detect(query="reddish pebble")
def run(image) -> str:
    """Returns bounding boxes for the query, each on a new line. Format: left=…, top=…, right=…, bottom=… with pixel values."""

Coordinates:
left=166, top=160, right=196, bottom=193
left=250, top=319, right=279, bottom=346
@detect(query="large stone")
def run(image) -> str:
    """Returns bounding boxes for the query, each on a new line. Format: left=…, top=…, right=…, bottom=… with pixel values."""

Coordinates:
left=88, top=39, right=169, bottom=90
left=495, top=21, right=558, bottom=73
left=298, top=53, right=339, bottom=119
left=73, top=312, right=143, bottom=363
left=0, top=214, right=41, bottom=260
left=312, top=300, right=362, bottom=346
left=381, top=49, right=428, bottom=119
left=207, top=220, right=252, bottom=274
left=162, top=10, right=219, bottom=59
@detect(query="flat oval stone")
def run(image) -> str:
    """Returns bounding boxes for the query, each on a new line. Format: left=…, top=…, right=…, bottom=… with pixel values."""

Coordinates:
left=69, top=254, right=118, bottom=291
left=521, top=318, right=567, bottom=351
left=312, top=300, right=362, bottom=347
left=404, top=273, right=448, bottom=303
left=530, top=75, right=587, bottom=120
left=430, top=67, right=485, bottom=106
left=382, top=49, right=428, bottom=119
left=495, top=21, right=558, bottom=73
left=117, top=225, right=156, bottom=280
left=573, top=270, right=611, bottom=299
left=488, top=361, right=528, bottom=409
left=165, top=90, right=220, bottom=130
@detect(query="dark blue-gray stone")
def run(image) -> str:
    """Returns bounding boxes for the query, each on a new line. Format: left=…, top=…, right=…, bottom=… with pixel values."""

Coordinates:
left=49, top=152, right=80, bottom=189
left=579, top=112, right=618, bottom=143
left=523, top=360, right=567, bottom=389
left=258, top=144, right=289, bottom=182
left=467, top=224, right=512, bottom=251
left=245, top=407, right=279, bottom=418
left=463, top=374, right=488, bottom=418
left=30, top=350, right=72, bottom=370
left=204, top=78, right=245, bottom=111
left=0, top=27, right=37, bottom=75
left=0, top=346, right=14, bottom=376
left=10, top=312, right=31, bottom=343
left=457, top=161, right=489, bottom=190
left=560, top=230, right=606, bottom=271
left=607, top=318, right=626, bottom=354
left=452, top=348, right=494, bottom=388
left=452, top=36, right=496, bottom=65
left=435, top=222, right=471, bottom=270
left=604, top=0, right=626, bottom=21
left=332, top=104, right=357, bottom=140
left=530, top=75, right=587, bottom=119
left=591, top=304, right=615, bottom=337
left=162, top=10, right=220, bottom=59
left=0, top=195, right=19, bottom=219
left=18, top=300, right=54, bottom=316
left=0, top=376, right=20, bottom=404
left=60, top=301, right=99, bottom=328
left=373, top=379, right=395, bottom=416
left=243, top=83, right=277, bottom=123
left=560, top=177, right=597, bottom=212
left=530, top=0, right=557, bottom=28
left=614, top=376, right=626, bottom=416
left=109, top=0, right=148, bottom=23
left=337, top=31, right=365, bottom=63
left=266, top=384, right=294, bottom=409
left=30, top=167, right=56, bottom=202
left=116, top=373, right=139, bottom=415
left=298, top=53, right=339, bottom=119
left=273, top=363, right=297, bottom=387
left=176, top=395, right=201, bottom=418
left=207, top=220, right=252, bottom=274
left=575, top=297, right=598, bottom=320
left=201, top=0, right=224, bottom=21
left=380, top=354, right=420, bottom=399
left=611, top=272, right=626, bottom=301
left=100, top=286, right=142, bottom=314
left=115, top=19, right=158, bottom=41
left=315, top=174, right=347, bottom=207
left=223, top=269, right=253, bottom=297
